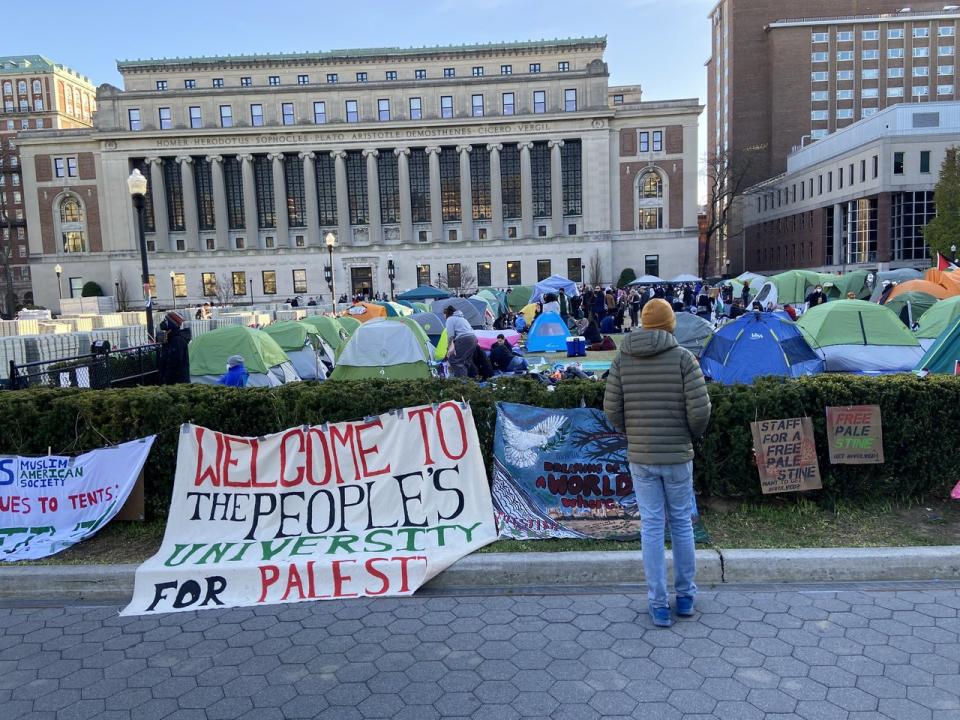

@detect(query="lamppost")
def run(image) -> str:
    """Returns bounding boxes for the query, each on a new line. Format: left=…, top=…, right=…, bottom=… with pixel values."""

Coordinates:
left=169, top=270, right=177, bottom=311
left=325, top=232, right=337, bottom=313
left=387, top=253, right=396, bottom=300
left=248, top=278, right=253, bottom=305
left=127, top=168, right=154, bottom=340
left=54, top=263, right=63, bottom=302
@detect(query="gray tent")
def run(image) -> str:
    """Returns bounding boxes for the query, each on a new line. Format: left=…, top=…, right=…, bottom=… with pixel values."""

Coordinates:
left=674, top=313, right=713, bottom=357
left=431, top=297, right=485, bottom=328
left=409, top=311, right=446, bottom=343
left=868, top=268, right=924, bottom=302
left=466, top=298, right=494, bottom=329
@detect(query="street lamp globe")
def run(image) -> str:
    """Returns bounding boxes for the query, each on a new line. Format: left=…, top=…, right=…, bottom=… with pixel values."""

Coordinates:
left=325, top=232, right=337, bottom=248
left=54, top=264, right=62, bottom=276
left=127, top=168, right=148, bottom=197
left=168, top=270, right=176, bottom=280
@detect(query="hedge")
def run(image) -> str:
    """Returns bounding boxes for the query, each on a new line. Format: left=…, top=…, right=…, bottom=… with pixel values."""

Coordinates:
left=1, top=375, right=957, bottom=519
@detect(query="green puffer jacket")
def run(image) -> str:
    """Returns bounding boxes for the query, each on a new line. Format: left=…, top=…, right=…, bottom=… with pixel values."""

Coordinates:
left=603, top=329, right=711, bottom=465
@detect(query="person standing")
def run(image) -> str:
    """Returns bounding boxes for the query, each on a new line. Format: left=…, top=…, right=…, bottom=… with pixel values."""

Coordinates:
left=157, top=311, right=191, bottom=385
left=628, top=288, right=641, bottom=329
left=805, top=284, right=828, bottom=308
left=217, top=355, right=249, bottom=387
left=443, top=305, right=478, bottom=378
left=603, top=299, right=711, bottom=627
left=558, top=288, right=570, bottom=323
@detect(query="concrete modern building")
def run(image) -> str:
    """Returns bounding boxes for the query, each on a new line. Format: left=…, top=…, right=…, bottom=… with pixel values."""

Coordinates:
left=707, top=1, right=960, bottom=273
left=0, top=55, right=96, bottom=309
left=742, top=101, right=959, bottom=274
left=17, top=38, right=702, bottom=310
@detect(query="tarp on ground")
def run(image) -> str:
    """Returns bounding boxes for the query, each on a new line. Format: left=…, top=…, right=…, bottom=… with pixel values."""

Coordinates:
left=506, top=286, right=533, bottom=311
left=189, top=325, right=299, bottom=386
left=300, top=315, right=349, bottom=351
left=916, top=296, right=960, bottom=341
left=674, top=313, right=713, bottom=357
left=797, top=300, right=924, bottom=372
left=330, top=318, right=433, bottom=380
left=432, top=297, right=485, bottom=328
left=530, top=275, right=580, bottom=302
left=916, top=317, right=960, bottom=374
left=342, top=302, right=388, bottom=323
left=700, top=312, right=823, bottom=385
left=887, top=280, right=953, bottom=302
left=526, top=311, right=570, bottom=352
left=395, top=285, right=451, bottom=301
left=883, top=291, right=938, bottom=327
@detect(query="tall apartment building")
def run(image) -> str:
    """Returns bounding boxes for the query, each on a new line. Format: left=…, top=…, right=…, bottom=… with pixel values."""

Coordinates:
left=0, top=56, right=96, bottom=310
left=707, top=1, right=960, bottom=273
left=16, top=38, right=702, bottom=309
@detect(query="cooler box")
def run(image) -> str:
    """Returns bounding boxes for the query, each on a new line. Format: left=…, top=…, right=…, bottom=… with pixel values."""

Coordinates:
left=566, top=336, right=586, bottom=357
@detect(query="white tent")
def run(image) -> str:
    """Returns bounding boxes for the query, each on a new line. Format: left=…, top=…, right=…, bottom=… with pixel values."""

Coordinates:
left=530, top=275, right=581, bottom=302
left=628, top=274, right=665, bottom=286
left=670, top=274, right=701, bottom=283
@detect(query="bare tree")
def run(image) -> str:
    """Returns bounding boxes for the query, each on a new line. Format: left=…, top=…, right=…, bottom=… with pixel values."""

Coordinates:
left=212, top=273, right=236, bottom=306
left=436, top=266, right=478, bottom=295
left=587, top=251, right=602, bottom=287
left=115, top=275, right=130, bottom=312
left=0, top=206, right=16, bottom=318
left=702, top=147, right=761, bottom=280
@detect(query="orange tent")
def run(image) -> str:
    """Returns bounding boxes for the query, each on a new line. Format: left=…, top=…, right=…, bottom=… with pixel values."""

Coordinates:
left=924, top=268, right=960, bottom=294
left=341, top=302, right=388, bottom=323
left=886, top=280, right=954, bottom=302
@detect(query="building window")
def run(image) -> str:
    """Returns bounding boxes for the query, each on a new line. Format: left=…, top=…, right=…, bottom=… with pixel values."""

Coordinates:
left=939, top=84, right=955, bottom=95
left=914, top=47, right=930, bottom=58
left=894, top=152, right=905, bottom=175
left=346, top=150, right=368, bottom=225
left=921, top=150, right=931, bottom=173
left=558, top=61, right=570, bottom=72
left=873, top=155, right=879, bottom=178
left=282, top=102, right=295, bottom=125
left=564, top=89, right=577, bottom=112
left=939, top=46, right=956, bottom=56
left=941, top=26, right=956, bottom=37
left=315, top=153, right=338, bottom=225
left=415, top=69, right=427, bottom=79
left=537, top=259, right=551, bottom=281
left=440, top=149, right=461, bottom=222
left=812, top=71, right=829, bottom=82
left=501, top=64, right=512, bottom=75
left=889, top=67, right=905, bottom=78
left=264, top=237, right=274, bottom=248
left=212, top=78, right=223, bottom=88
left=863, top=49, right=880, bottom=60
left=298, top=74, right=309, bottom=85
left=54, top=158, right=65, bottom=178
left=346, top=100, right=359, bottom=122
left=507, top=261, right=521, bottom=285
left=262, top=271, right=277, bottom=295
left=183, top=79, right=196, bottom=90
left=638, top=170, right=664, bottom=230
left=863, top=88, right=879, bottom=98
left=314, top=101, right=326, bottom=124
left=472, top=66, right=484, bottom=77
left=202, top=273, right=217, bottom=296
left=502, top=92, right=515, bottom=115
left=889, top=48, right=905, bottom=59
left=914, top=66, right=931, bottom=79
left=530, top=143, right=551, bottom=218
left=837, top=89, right=853, bottom=100
left=478, top=228, right=487, bottom=240
left=939, top=65, right=955, bottom=75
left=232, top=271, right=247, bottom=296
left=837, top=31, right=853, bottom=42
left=837, top=70, right=854, bottom=80
left=171, top=273, right=187, bottom=298
left=254, top=155, right=275, bottom=228
left=888, top=86, right=905, bottom=97
left=472, top=94, right=484, bottom=117
left=378, top=151, right=400, bottom=224
left=409, top=149, right=431, bottom=223
left=59, top=196, right=86, bottom=252
left=220, top=105, right=233, bottom=128
left=156, top=80, right=168, bottom=91
left=235, top=237, right=245, bottom=250
left=913, top=86, right=930, bottom=97
left=533, top=90, right=546, bottom=113
left=812, top=31, right=828, bottom=43
left=860, top=159, right=867, bottom=182
left=446, top=263, right=462, bottom=290
left=268, top=76, right=280, bottom=86
left=417, top=264, right=431, bottom=286
left=443, top=68, right=455, bottom=78
left=284, top=155, right=306, bottom=228
left=293, top=269, right=307, bottom=294
left=501, top=145, right=521, bottom=220
left=327, top=73, right=338, bottom=84
left=418, top=230, right=428, bottom=242
left=476, top=262, right=491, bottom=287
left=128, top=108, right=141, bottom=130
left=837, top=109, right=853, bottom=119
left=862, top=30, right=879, bottom=41
left=196, top=159, right=215, bottom=231
left=471, top=145, right=491, bottom=221
left=644, top=255, right=660, bottom=278
left=189, top=106, right=202, bottom=129
left=529, top=63, right=541, bottom=73
left=914, top=27, right=930, bottom=38
left=837, top=51, right=854, bottom=61
left=241, top=77, right=252, bottom=87
left=378, top=98, right=390, bottom=121
left=613, top=94, right=624, bottom=105
left=562, top=140, right=582, bottom=215
left=250, top=104, right=264, bottom=127
left=440, top=95, right=453, bottom=118
left=567, top=258, right=582, bottom=282
left=892, top=191, right=936, bottom=260
left=639, top=131, right=650, bottom=152
left=652, top=130, right=663, bottom=152
left=356, top=72, right=368, bottom=83
left=163, top=158, right=186, bottom=231
left=385, top=71, right=397, bottom=81
left=409, top=97, right=422, bottom=120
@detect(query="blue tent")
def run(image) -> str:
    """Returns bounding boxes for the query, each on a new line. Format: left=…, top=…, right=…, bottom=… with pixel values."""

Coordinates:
left=530, top=275, right=580, bottom=303
left=526, top=311, right=570, bottom=352
left=396, top=285, right=451, bottom=301
left=700, top=312, right=824, bottom=385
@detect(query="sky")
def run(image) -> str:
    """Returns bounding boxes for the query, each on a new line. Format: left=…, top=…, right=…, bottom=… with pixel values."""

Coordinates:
left=7, top=0, right=713, bottom=196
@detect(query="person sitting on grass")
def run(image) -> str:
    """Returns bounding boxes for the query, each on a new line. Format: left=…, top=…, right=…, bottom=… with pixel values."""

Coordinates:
left=489, top=334, right=528, bottom=374
left=217, top=355, right=249, bottom=387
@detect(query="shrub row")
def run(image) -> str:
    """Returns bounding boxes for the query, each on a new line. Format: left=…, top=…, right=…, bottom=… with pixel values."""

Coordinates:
left=1, top=375, right=957, bottom=519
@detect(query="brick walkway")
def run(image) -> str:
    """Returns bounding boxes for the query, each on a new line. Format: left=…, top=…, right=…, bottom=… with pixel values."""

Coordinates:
left=1, top=584, right=959, bottom=719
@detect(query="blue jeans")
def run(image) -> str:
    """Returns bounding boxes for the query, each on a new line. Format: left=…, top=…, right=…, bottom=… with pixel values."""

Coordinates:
left=630, top=461, right=697, bottom=610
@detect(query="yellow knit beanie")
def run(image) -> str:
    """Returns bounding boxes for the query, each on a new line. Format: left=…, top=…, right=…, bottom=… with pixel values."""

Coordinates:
left=641, top=298, right=676, bottom=333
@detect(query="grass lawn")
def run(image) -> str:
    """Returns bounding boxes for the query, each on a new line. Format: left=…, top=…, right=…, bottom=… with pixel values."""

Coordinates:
left=13, top=495, right=959, bottom=566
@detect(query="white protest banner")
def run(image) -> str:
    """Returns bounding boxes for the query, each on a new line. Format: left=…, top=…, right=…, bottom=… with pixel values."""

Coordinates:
left=123, top=402, right=496, bottom=615
left=0, top=437, right=155, bottom=561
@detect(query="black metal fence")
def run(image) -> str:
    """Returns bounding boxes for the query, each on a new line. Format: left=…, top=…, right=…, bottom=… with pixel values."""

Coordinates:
left=7, top=344, right=161, bottom=390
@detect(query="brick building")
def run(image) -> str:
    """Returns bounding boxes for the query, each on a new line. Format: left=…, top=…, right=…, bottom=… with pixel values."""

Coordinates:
left=707, top=1, right=960, bottom=273
left=16, top=38, right=703, bottom=309
left=0, top=56, right=96, bottom=310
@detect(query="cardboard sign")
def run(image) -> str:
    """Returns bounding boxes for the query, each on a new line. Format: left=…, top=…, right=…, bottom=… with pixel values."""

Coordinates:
left=750, top=417, right=822, bottom=494
left=826, top=405, right=884, bottom=464
left=123, top=403, right=496, bottom=615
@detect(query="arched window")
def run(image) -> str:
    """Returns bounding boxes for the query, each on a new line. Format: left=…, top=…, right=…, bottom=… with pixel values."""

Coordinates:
left=31, top=80, right=41, bottom=95
left=57, top=196, right=86, bottom=253
left=2, top=81, right=11, bottom=94
left=17, top=81, right=26, bottom=94
left=636, top=169, right=665, bottom=230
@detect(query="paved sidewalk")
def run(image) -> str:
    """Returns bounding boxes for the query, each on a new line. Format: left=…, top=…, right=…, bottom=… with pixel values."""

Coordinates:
left=1, top=583, right=959, bottom=719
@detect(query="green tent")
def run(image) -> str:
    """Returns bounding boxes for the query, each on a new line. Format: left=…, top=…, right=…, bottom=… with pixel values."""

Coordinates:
left=916, top=317, right=960, bottom=373
left=476, top=289, right=508, bottom=316
left=770, top=270, right=832, bottom=305
left=411, top=302, right=430, bottom=313
left=300, top=315, right=348, bottom=351
left=506, top=286, right=533, bottom=311
left=824, top=270, right=871, bottom=300
left=883, top=291, right=938, bottom=327
left=374, top=301, right=414, bottom=317
left=262, top=321, right=328, bottom=381
left=330, top=318, right=434, bottom=380
left=916, top=296, right=960, bottom=340
left=189, top=325, right=293, bottom=385
left=261, top=321, right=318, bottom=351
left=337, top=316, right=361, bottom=336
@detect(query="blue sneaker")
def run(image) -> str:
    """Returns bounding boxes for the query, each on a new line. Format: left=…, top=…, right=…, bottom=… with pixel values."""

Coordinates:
left=676, top=595, right=695, bottom=617
left=649, top=606, right=673, bottom=627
